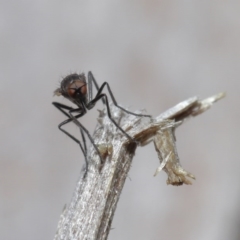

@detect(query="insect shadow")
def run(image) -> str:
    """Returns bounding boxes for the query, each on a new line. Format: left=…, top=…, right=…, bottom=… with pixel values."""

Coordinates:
left=53, top=71, right=151, bottom=177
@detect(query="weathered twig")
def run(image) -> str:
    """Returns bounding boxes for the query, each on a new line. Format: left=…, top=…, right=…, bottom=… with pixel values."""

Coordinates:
left=54, top=92, right=225, bottom=240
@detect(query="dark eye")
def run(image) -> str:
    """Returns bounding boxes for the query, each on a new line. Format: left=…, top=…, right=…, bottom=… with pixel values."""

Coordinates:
left=67, top=87, right=77, bottom=97
left=80, top=85, right=87, bottom=95
left=67, top=80, right=87, bottom=98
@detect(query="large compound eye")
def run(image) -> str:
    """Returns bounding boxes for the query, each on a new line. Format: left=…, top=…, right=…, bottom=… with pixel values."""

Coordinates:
left=67, top=80, right=87, bottom=97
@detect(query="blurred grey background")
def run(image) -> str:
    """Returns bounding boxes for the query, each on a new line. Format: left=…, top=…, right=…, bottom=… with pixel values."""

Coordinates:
left=0, top=1, right=238, bottom=240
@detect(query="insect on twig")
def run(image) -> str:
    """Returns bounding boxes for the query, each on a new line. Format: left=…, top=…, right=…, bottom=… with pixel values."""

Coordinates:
left=52, top=71, right=151, bottom=177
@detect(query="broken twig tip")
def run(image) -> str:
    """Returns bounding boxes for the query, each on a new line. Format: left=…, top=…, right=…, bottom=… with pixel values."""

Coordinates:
left=192, top=92, right=226, bottom=116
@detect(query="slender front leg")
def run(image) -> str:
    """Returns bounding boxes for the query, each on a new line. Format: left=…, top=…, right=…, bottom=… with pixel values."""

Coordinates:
left=58, top=115, right=90, bottom=177
left=52, top=102, right=73, bottom=118
left=52, top=102, right=89, bottom=177
left=69, top=108, right=104, bottom=165
left=53, top=102, right=87, bottom=153
left=88, top=71, right=105, bottom=104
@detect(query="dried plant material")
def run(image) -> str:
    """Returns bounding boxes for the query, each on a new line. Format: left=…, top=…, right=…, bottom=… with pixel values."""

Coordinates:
left=154, top=151, right=172, bottom=176
left=153, top=120, right=195, bottom=185
left=54, top=93, right=224, bottom=240
left=97, top=143, right=113, bottom=159
left=191, top=92, right=226, bottom=116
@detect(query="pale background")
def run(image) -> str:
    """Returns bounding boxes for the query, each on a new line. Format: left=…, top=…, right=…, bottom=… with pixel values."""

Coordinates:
left=0, top=1, right=239, bottom=240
